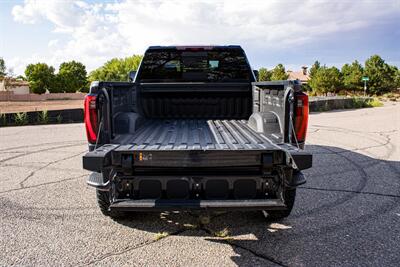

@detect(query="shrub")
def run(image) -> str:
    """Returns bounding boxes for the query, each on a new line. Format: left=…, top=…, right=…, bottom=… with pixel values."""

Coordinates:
left=0, top=113, right=6, bottom=126
left=14, top=112, right=28, bottom=125
left=38, top=110, right=49, bottom=124
left=56, top=114, right=63, bottom=123
left=367, top=98, right=383, bottom=107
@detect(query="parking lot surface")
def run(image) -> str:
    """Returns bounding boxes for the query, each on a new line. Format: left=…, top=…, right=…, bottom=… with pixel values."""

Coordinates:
left=1, top=103, right=399, bottom=266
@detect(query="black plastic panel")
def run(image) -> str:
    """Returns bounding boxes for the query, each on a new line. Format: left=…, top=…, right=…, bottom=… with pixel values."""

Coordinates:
left=233, top=179, right=257, bottom=199
left=166, top=180, right=190, bottom=199
left=205, top=180, right=229, bottom=199
left=138, top=180, right=162, bottom=199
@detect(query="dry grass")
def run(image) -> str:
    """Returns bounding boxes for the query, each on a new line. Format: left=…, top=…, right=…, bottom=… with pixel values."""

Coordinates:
left=154, top=232, right=170, bottom=241
left=214, top=227, right=230, bottom=238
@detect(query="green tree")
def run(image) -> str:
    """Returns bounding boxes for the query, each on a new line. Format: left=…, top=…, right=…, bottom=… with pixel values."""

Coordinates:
left=309, top=61, right=320, bottom=79
left=89, top=55, right=143, bottom=82
left=270, top=64, right=289, bottom=80
left=308, top=66, right=342, bottom=95
left=57, top=61, right=87, bottom=93
left=49, top=75, right=65, bottom=93
left=364, top=55, right=396, bottom=95
left=0, top=57, right=6, bottom=77
left=258, top=67, right=272, bottom=81
left=16, top=75, right=27, bottom=81
left=394, top=67, right=400, bottom=88
left=25, top=63, right=55, bottom=94
left=341, top=60, right=364, bottom=92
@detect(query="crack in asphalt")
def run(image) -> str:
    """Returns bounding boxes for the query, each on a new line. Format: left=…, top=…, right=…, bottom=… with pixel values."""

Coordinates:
left=81, top=228, right=188, bottom=266
left=308, top=126, right=396, bottom=157
left=17, top=150, right=86, bottom=188
left=0, top=142, right=86, bottom=163
left=0, top=174, right=86, bottom=194
left=0, top=163, right=83, bottom=172
left=81, top=212, right=287, bottom=267
left=200, top=226, right=288, bottom=267
left=309, top=125, right=398, bottom=135
left=0, top=140, right=86, bottom=153
left=299, top=186, right=400, bottom=199
left=308, top=126, right=399, bottom=176
left=308, top=135, right=391, bottom=155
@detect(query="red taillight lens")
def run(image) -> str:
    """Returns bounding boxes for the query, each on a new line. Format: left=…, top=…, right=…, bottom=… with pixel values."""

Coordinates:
left=84, top=95, right=98, bottom=144
left=294, top=93, right=309, bottom=144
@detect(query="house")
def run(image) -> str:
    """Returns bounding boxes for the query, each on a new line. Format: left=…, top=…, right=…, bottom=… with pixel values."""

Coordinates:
left=0, top=77, right=30, bottom=94
left=287, top=66, right=310, bottom=84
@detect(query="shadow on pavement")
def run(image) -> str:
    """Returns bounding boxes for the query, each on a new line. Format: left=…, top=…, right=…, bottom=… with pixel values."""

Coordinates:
left=111, top=145, right=400, bottom=266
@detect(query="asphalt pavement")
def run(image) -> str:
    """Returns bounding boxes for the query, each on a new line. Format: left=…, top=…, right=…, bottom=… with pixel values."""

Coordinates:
left=1, top=102, right=399, bottom=266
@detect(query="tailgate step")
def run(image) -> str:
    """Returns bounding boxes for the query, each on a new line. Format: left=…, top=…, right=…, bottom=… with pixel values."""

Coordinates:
left=110, top=199, right=286, bottom=211
left=86, top=172, right=109, bottom=190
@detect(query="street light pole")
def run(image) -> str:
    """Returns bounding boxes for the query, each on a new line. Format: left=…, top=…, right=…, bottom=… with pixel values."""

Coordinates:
left=364, top=80, right=367, bottom=96
left=362, top=76, right=369, bottom=96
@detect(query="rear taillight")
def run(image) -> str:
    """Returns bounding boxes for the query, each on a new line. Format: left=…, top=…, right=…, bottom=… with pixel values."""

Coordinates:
left=294, top=92, right=309, bottom=144
left=84, top=95, right=98, bottom=144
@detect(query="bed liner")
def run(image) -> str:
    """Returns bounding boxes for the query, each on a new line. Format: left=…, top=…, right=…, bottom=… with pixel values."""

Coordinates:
left=113, top=119, right=281, bottom=151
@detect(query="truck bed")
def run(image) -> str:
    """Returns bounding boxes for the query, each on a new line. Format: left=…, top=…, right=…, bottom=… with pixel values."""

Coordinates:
left=113, top=119, right=281, bottom=151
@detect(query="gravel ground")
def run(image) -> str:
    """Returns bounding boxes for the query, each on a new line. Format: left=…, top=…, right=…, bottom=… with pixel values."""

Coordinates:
left=0, top=103, right=399, bottom=266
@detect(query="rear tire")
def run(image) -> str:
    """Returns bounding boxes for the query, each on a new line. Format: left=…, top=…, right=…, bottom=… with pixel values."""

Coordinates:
left=264, top=188, right=296, bottom=220
left=96, top=189, right=127, bottom=219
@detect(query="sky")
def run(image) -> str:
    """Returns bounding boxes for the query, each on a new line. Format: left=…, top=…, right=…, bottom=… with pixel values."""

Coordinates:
left=1, top=0, right=400, bottom=76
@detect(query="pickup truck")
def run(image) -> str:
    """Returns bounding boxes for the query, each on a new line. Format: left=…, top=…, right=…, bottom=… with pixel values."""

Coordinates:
left=82, top=45, right=312, bottom=220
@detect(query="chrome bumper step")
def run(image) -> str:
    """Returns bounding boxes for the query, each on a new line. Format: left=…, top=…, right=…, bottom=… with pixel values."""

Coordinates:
left=110, top=198, right=286, bottom=211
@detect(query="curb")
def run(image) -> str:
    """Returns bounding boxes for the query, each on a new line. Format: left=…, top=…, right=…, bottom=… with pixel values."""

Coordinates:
left=309, top=97, right=373, bottom=112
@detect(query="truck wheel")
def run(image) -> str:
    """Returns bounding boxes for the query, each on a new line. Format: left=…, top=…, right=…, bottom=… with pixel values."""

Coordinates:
left=96, top=189, right=126, bottom=219
left=264, top=188, right=296, bottom=220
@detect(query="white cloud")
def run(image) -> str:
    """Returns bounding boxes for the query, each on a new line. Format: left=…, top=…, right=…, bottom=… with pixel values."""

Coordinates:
left=9, top=0, right=400, bottom=75
left=47, top=39, right=59, bottom=48
left=12, top=0, right=87, bottom=32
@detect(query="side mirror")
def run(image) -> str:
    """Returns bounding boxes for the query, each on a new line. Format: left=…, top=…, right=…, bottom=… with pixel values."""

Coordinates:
left=129, top=71, right=137, bottom=82
left=253, top=70, right=259, bottom=81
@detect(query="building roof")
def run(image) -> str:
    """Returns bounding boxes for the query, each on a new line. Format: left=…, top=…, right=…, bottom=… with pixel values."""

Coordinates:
left=0, top=77, right=29, bottom=87
left=287, top=70, right=310, bottom=82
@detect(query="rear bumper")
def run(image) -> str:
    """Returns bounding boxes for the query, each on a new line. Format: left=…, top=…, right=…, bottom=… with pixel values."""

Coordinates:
left=110, top=199, right=286, bottom=211
left=87, top=172, right=305, bottom=211
left=82, top=145, right=313, bottom=172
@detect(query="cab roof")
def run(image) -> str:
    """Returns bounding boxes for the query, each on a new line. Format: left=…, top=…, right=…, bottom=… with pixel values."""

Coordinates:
left=146, top=45, right=243, bottom=51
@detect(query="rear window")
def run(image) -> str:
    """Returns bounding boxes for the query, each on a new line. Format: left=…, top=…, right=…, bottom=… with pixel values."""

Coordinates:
left=137, top=49, right=252, bottom=82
